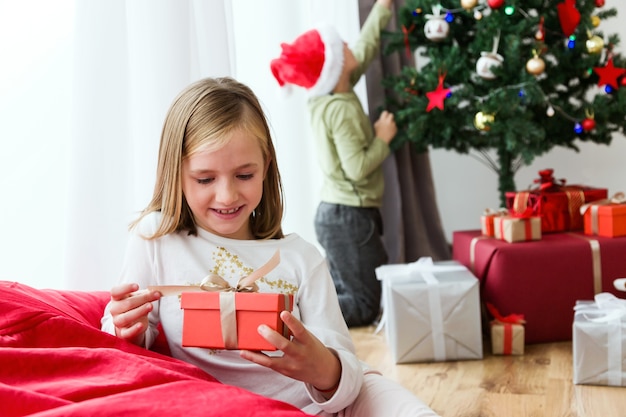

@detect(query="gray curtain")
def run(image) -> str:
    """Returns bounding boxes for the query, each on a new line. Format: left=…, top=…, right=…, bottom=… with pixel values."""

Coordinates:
left=358, top=0, right=451, bottom=263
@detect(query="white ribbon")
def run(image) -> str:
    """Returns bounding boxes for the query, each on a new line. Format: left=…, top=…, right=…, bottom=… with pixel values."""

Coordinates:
left=574, top=292, right=626, bottom=385
left=375, top=257, right=466, bottom=361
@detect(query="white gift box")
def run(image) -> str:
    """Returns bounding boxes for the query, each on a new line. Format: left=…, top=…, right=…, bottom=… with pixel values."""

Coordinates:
left=573, top=293, right=626, bottom=386
left=375, top=258, right=483, bottom=364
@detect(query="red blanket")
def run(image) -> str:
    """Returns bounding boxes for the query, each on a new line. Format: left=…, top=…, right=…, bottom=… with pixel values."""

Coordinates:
left=0, top=281, right=311, bottom=417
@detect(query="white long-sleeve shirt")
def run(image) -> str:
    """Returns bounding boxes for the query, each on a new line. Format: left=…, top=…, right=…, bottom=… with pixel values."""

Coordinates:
left=101, top=212, right=363, bottom=415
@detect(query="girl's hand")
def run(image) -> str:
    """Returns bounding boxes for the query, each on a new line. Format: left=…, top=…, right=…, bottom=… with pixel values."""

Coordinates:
left=108, top=283, right=161, bottom=346
left=239, top=311, right=342, bottom=395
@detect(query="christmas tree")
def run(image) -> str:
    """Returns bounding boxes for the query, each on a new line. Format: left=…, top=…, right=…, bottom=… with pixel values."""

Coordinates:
left=383, top=0, right=626, bottom=205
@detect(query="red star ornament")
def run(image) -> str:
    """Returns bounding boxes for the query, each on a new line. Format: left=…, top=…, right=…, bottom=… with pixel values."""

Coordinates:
left=426, top=74, right=451, bottom=112
left=594, top=57, right=626, bottom=89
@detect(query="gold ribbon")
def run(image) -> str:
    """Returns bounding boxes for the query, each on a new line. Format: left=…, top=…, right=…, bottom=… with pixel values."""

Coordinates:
left=150, top=251, right=281, bottom=349
left=469, top=235, right=490, bottom=274
left=579, top=192, right=626, bottom=235
left=568, top=234, right=602, bottom=295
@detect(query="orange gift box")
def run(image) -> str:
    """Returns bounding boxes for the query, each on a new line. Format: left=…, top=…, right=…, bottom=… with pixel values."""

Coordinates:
left=181, top=292, right=294, bottom=351
left=493, top=215, right=541, bottom=243
left=582, top=193, right=626, bottom=238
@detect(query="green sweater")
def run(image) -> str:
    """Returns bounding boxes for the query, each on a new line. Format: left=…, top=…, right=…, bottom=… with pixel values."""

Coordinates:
left=308, top=3, right=391, bottom=208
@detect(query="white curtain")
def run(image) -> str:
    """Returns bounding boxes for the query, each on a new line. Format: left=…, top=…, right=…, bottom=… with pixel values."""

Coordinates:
left=0, top=0, right=365, bottom=291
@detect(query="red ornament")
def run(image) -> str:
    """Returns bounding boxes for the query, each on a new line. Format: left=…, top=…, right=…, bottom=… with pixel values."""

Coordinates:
left=426, top=74, right=451, bottom=112
left=487, top=0, right=505, bottom=9
left=581, top=118, right=596, bottom=132
left=557, top=0, right=581, bottom=37
left=620, top=75, right=626, bottom=87
left=594, top=57, right=626, bottom=89
left=595, top=0, right=605, bottom=7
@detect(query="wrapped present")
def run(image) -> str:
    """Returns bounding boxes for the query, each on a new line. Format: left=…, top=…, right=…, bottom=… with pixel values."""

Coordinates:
left=181, top=291, right=293, bottom=351
left=453, top=230, right=626, bottom=343
left=147, top=251, right=293, bottom=351
left=581, top=192, right=626, bottom=238
left=375, top=258, right=483, bottom=364
left=487, top=303, right=525, bottom=355
left=480, top=208, right=507, bottom=237
left=573, top=293, right=626, bottom=386
left=505, top=168, right=607, bottom=233
left=493, top=215, right=541, bottom=243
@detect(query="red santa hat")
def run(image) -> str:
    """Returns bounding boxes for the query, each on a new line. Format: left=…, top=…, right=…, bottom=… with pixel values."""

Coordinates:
left=270, top=25, right=345, bottom=97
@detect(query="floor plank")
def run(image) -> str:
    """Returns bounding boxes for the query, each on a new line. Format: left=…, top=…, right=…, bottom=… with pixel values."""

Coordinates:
left=350, top=325, right=626, bottom=417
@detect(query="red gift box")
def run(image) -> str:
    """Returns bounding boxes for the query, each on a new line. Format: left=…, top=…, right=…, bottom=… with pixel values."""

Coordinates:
left=582, top=192, right=626, bottom=238
left=181, top=292, right=294, bottom=351
left=452, top=230, right=626, bottom=343
left=505, top=169, right=607, bottom=233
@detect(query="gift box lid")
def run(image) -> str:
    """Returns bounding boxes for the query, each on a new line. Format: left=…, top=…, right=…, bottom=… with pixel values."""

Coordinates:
left=181, top=292, right=292, bottom=311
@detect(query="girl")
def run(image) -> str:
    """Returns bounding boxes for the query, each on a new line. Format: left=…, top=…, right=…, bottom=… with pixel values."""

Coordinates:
left=101, top=77, right=438, bottom=417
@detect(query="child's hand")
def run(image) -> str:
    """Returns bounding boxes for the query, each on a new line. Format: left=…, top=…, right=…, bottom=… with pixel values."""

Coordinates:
left=374, top=110, right=397, bottom=145
left=108, top=283, right=161, bottom=346
left=239, top=311, right=342, bottom=395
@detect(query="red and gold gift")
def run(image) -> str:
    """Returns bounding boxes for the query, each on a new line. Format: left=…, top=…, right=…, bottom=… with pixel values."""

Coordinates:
left=487, top=303, right=525, bottom=355
left=493, top=212, right=541, bottom=243
left=505, top=169, right=607, bottom=233
left=148, top=251, right=294, bottom=351
left=481, top=208, right=507, bottom=237
left=581, top=192, right=626, bottom=238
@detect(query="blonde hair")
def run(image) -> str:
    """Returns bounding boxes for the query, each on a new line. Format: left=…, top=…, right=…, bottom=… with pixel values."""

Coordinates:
left=132, top=77, right=284, bottom=240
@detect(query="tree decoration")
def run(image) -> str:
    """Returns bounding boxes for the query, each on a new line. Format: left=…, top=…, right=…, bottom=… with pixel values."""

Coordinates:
left=526, top=50, right=545, bottom=76
left=594, top=56, right=626, bottom=90
left=581, top=110, right=596, bottom=132
left=585, top=31, right=604, bottom=54
left=476, top=35, right=504, bottom=80
left=424, top=5, right=450, bottom=42
left=557, top=0, right=580, bottom=37
left=487, top=0, right=505, bottom=10
left=382, top=0, right=626, bottom=205
left=474, top=111, right=495, bottom=131
left=425, top=72, right=451, bottom=111
left=595, top=0, right=605, bottom=7
left=461, top=0, right=478, bottom=10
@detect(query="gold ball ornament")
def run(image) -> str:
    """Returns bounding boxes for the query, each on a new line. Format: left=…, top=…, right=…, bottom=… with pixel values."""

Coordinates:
left=586, top=35, right=604, bottom=54
left=591, top=16, right=601, bottom=27
left=526, top=56, right=546, bottom=75
left=474, top=112, right=495, bottom=131
left=461, top=0, right=478, bottom=10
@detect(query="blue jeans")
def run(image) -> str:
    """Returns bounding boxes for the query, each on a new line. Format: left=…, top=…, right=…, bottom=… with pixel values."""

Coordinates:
left=314, top=203, right=388, bottom=327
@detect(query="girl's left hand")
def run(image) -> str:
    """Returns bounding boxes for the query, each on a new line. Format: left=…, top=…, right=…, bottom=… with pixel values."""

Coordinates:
left=239, top=310, right=341, bottom=392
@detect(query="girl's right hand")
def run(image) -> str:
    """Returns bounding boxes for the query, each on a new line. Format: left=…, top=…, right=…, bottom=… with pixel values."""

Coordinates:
left=108, top=283, right=161, bottom=346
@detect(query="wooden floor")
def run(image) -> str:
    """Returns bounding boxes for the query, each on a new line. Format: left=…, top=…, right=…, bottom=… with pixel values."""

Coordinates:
left=350, top=325, right=625, bottom=417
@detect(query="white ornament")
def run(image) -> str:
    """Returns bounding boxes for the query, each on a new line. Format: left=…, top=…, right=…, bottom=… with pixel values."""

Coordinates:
left=476, top=33, right=503, bottom=80
left=424, top=6, right=450, bottom=42
left=476, top=52, right=504, bottom=79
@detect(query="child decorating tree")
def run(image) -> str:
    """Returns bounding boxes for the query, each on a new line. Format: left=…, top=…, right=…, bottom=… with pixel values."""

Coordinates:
left=270, top=0, right=396, bottom=327
left=101, top=77, right=438, bottom=416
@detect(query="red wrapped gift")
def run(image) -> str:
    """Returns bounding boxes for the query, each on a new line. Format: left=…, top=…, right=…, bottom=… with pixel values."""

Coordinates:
left=452, top=230, right=626, bottom=343
left=505, top=169, right=607, bottom=233
left=581, top=192, right=626, bottom=238
left=487, top=303, right=525, bottom=355
left=181, top=291, right=293, bottom=351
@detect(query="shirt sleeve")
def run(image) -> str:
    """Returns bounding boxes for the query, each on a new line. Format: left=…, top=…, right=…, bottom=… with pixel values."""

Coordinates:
left=350, top=2, right=393, bottom=85
left=100, top=216, right=161, bottom=349
left=326, top=98, right=390, bottom=182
